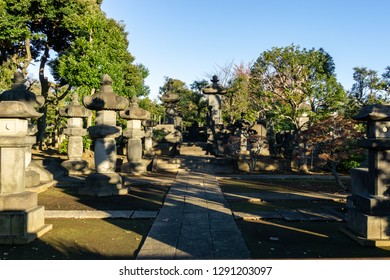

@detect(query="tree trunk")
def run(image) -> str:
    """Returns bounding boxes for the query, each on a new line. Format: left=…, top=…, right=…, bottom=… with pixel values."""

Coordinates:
left=330, top=161, right=347, bottom=191
left=37, top=43, right=50, bottom=150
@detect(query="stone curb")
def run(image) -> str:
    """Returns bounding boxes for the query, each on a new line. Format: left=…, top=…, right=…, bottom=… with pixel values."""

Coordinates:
left=45, top=210, right=158, bottom=219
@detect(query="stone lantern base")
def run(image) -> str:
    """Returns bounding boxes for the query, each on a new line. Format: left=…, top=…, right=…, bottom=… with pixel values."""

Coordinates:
left=121, top=160, right=150, bottom=175
left=342, top=167, right=390, bottom=247
left=61, top=159, right=90, bottom=175
left=79, top=173, right=128, bottom=196
left=0, top=192, right=52, bottom=244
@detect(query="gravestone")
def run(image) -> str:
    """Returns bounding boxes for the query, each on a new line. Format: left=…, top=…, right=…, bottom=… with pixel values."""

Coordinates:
left=80, top=74, right=129, bottom=196
left=59, top=92, right=91, bottom=175
left=120, top=96, right=151, bottom=174
left=345, top=104, right=390, bottom=246
left=0, top=72, right=52, bottom=243
left=202, top=75, right=227, bottom=156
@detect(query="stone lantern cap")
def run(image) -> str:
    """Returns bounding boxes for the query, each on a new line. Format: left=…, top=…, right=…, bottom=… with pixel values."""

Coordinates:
left=353, top=104, right=390, bottom=121
left=83, top=74, right=129, bottom=111
left=202, top=75, right=227, bottom=95
left=0, top=72, right=45, bottom=109
left=119, top=96, right=150, bottom=120
left=59, top=92, right=91, bottom=118
left=0, top=101, right=42, bottom=119
left=161, top=79, right=179, bottom=103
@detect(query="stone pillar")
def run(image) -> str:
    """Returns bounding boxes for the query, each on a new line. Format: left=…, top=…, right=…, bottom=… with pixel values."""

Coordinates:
left=158, top=79, right=182, bottom=156
left=59, top=92, right=91, bottom=175
left=345, top=104, right=390, bottom=246
left=79, top=74, right=129, bottom=196
left=0, top=73, right=52, bottom=244
left=0, top=72, right=52, bottom=190
left=202, top=75, right=227, bottom=156
left=120, top=97, right=150, bottom=174
left=142, top=119, right=157, bottom=157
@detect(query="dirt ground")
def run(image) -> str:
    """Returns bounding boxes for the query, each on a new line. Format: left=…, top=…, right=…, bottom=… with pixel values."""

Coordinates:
left=2, top=150, right=390, bottom=260
left=218, top=177, right=390, bottom=259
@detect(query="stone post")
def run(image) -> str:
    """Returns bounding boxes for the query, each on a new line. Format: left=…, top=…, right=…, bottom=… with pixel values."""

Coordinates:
left=59, top=92, right=91, bottom=175
left=119, top=97, right=150, bottom=174
left=157, top=79, right=182, bottom=156
left=80, top=74, right=129, bottom=196
left=202, top=75, right=227, bottom=155
left=0, top=72, right=52, bottom=243
left=344, top=104, right=390, bottom=246
left=0, top=72, right=50, bottom=189
left=142, top=119, right=158, bottom=157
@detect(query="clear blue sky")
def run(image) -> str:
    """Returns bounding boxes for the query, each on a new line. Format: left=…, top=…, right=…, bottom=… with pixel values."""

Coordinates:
left=101, top=0, right=390, bottom=100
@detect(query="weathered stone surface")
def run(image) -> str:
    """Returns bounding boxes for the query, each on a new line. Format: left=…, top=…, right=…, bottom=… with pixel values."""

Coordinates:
left=0, top=101, right=42, bottom=118
left=0, top=73, right=51, bottom=243
left=83, top=74, right=129, bottom=111
left=59, top=92, right=91, bottom=118
left=0, top=72, right=44, bottom=109
left=347, top=104, right=390, bottom=245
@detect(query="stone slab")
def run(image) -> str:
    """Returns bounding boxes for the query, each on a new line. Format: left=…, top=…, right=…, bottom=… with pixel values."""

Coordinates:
left=131, top=211, right=158, bottom=219
left=275, top=209, right=308, bottom=221
left=233, top=211, right=283, bottom=220
left=45, top=210, right=135, bottom=219
left=297, top=208, right=343, bottom=221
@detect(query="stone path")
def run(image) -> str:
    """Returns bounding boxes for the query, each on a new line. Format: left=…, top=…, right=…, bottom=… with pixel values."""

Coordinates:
left=137, top=155, right=250, bottom=259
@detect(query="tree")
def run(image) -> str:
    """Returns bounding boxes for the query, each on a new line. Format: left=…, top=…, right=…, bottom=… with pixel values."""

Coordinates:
left=222, top=62, right=259, bottom=125
left=1, top=0, right=149, bottom=148
left=250, top=44, right=346, bottom=172
left=346, top=67, right=386, bottom=118
left=303, top=115, right=364, bottom=191
left=159, top=77, right=208, bottom=132
left=51, top=15, right=150, bottom=99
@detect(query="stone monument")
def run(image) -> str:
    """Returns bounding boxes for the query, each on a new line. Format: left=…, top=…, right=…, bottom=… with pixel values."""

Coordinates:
left=142, top=119, right=158, bottom=157
left=202, top=75, right=227, bottom=155
left=0, top=72, right=53, bottom=191
left=155, top=79, right=182, bottom=156
left=119, top=96, right=150, bottom=174
left=344, top=104, right=390, bottom=246
left=59, top=92, right=91, bottom=175
left=80, top=74, right=129, bottom=196
left=0, top=72, right=52, bottom=243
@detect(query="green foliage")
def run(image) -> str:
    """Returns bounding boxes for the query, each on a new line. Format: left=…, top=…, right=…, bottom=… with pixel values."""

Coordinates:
left=83, top=135, right=92, bottom=151
left=250, top=44, right=347, bottom=133
left=152, top=129, right=168, bottom=143
left=58, top=138, right=68, bottom=154
left=222, top=63, right=259, bottom=125
left=51, top=14, right=150, bottom=99
left=346, top=67, right=388, bottom=118
left=159, top=77, right=208, bottom=128
left=138, top=97, right=165, bottom=121
left=58, top=135, right=92, bottom=155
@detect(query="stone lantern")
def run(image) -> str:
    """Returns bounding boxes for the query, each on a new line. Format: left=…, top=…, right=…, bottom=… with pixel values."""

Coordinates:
left=142, top=119, right=158, bottom=157
left=202, top=75, right=227, bottom=155
left=161, top=79, right=180, bottom=127
left=119, top=96, right=150, bottom=174
left=0, top=72, right=51, bottom=190
left=59, top=92, right=91, bottom=175
left=80, top=74, right=129, bottom=196
left=0, top=72, right=52, bottom=243
left=154, top=79, right=182, bottom=156
left=345, top=104, right=390, bottom=246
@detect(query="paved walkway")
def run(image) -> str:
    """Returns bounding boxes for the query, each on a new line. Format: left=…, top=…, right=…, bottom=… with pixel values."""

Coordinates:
left=137, top=156, right=250, bottom=259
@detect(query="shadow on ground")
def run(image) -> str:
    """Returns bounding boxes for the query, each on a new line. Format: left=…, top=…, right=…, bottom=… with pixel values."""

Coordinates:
left=218, top=176, right=390, bottom=259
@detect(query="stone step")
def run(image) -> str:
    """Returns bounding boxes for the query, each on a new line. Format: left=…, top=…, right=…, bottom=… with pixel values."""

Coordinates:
left=152, top=157, right=182, bottom=172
